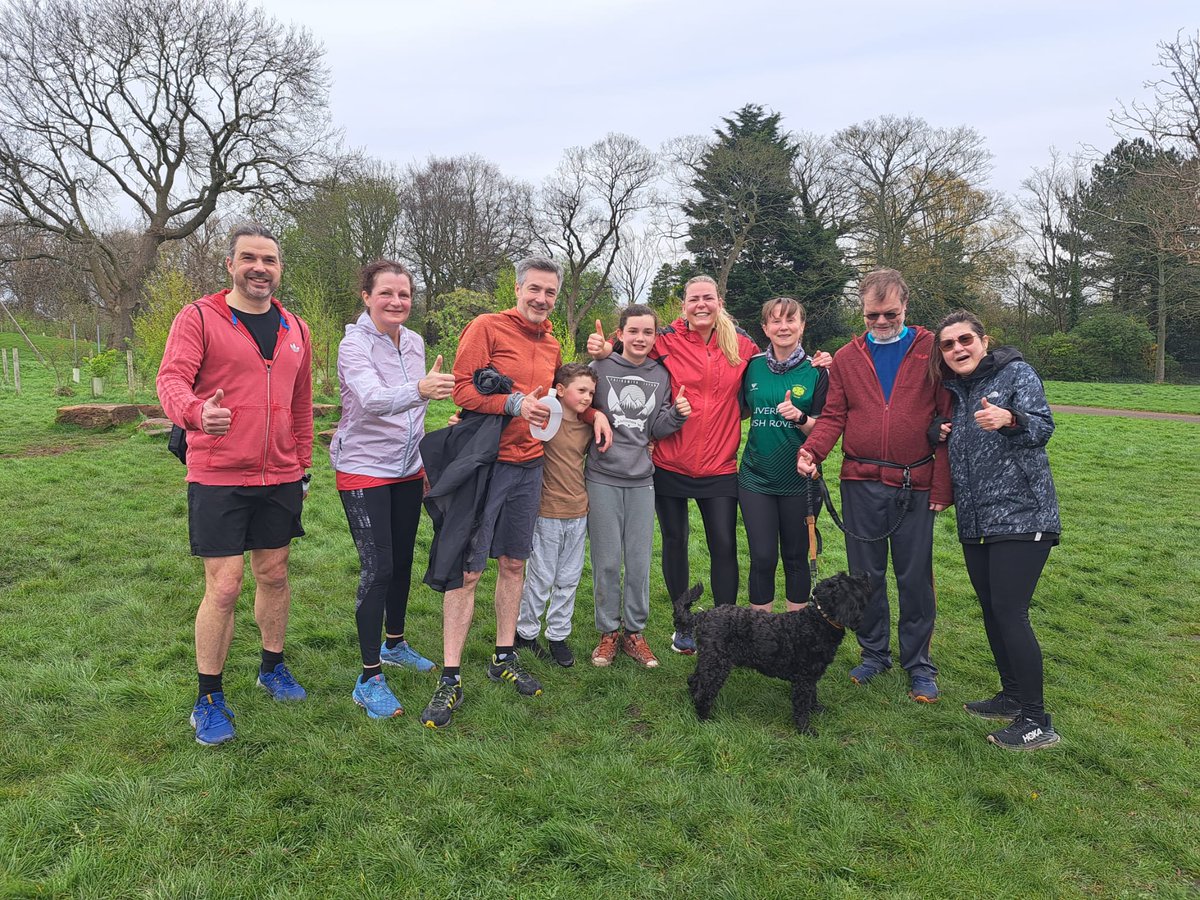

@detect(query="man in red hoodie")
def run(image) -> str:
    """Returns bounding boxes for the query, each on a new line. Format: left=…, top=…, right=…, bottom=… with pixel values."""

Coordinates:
left=798, top=268, right=951, bottom=703
left=157, top=223, right=313, bottom=746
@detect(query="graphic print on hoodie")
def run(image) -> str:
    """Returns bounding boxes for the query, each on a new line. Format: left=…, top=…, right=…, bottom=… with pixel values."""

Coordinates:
left=587, top=355, right=686, bottom=487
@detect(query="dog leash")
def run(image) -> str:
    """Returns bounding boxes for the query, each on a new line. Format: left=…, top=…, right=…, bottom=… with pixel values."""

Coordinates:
left=811, top=453, right=933, bottom=544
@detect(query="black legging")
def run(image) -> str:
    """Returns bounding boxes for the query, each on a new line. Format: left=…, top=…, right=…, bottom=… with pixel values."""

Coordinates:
left=738, top=487, right=816, bottom=606
left=339, top=479, right=423, bottom=666
left=655, top=493, right=739, bottom=607
left=962, top=540, right=1053, bottom=720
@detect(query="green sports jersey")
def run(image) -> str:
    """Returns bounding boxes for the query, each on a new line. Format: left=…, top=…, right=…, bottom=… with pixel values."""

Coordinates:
left=738, top=355, right=826, bottom=496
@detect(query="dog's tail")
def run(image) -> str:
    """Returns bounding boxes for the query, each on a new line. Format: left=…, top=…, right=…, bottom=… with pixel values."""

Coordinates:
left=671, top=583, right=705, bottom=634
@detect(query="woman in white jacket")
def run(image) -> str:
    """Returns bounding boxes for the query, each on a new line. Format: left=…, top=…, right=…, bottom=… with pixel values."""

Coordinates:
left=332, top=260, right=454, bottom=719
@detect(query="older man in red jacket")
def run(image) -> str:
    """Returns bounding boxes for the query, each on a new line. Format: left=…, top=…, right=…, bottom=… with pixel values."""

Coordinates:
left=158, top=223, right=313, bottom=746
left=798, top=269, right=952, bottom=703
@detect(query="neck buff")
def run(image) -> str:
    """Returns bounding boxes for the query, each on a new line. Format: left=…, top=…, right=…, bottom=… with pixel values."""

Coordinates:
left=867, top=326, right=909, bottom=346
left=766, top=343, right=807, bottom=374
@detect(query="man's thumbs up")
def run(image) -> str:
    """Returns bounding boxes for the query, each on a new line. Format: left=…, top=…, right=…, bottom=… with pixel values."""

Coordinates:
left=418, top=354, right=454, bottom=400
left=202, top=388, right=231, bottom=435
left=674, top=384, right=691, bottom=417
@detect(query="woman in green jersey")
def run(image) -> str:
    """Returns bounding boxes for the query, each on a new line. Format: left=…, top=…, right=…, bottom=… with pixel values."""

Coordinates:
left=738, top=298, right=828, bottom=612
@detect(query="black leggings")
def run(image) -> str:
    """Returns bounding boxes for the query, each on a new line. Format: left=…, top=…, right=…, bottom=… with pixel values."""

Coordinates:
left=339, top=479, right=424, bottom=666
left=738, top=487, right=816, bottom=606
left=962, top=540, right=1053, bottom=720
left=655, top=493, right=739, bottom=607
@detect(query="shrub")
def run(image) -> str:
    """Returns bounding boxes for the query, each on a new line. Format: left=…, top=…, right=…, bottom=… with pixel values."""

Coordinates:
left=133, top=268, right=195, bottom=381
left=85, top=348, right=121, bottom=380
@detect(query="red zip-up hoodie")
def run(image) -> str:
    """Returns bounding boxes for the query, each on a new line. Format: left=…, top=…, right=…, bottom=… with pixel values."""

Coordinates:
left=157, top=290, right=313, bottom=486
left=802, top=326, right=952, bottom=507
left=650, top=318, right=760, bottom=478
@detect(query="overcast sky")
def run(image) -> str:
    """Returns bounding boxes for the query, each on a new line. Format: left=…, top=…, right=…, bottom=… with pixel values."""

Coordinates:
left=257, top=0, right=1194, bottom=199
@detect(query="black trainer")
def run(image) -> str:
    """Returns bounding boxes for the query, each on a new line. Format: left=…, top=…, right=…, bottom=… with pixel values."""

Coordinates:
left=420, top=678, right=463, bottom=729
left=964, top=692, right=1022, bottom=721
left=514, top=635, right=551, bottom=661
left=487, top=653, right=543, bottom=696
left=987, top=715, right=1060, bottom=751
left=548, top=639, right=575, bottom=668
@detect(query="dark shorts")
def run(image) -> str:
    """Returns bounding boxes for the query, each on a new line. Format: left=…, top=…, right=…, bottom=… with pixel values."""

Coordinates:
left=464, top=462, right=544, bottom=572
left=188, top=481, right=305, bottom=557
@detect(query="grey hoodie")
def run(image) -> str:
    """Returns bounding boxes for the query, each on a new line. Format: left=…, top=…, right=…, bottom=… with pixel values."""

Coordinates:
left=587, top=354, right=685, bottom=487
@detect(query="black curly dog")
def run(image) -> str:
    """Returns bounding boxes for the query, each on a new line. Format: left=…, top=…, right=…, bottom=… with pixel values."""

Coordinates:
left=673, top=573, right=871, bottom=734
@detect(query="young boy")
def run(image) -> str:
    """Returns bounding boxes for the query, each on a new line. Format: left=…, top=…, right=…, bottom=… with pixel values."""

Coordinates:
left=587, top=305, right=690, bottom=668
left=515, top=364, right=598, bottom=668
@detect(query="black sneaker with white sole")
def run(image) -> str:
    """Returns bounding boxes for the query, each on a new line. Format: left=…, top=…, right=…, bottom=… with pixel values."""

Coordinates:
left=987, top=715, right=1060, bottom=751
left=964, top=692, right=1022, bottom=721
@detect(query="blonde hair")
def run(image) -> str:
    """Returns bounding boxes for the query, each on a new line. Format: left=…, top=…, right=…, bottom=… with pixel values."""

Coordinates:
left=684, top=275, right=742, bottom=366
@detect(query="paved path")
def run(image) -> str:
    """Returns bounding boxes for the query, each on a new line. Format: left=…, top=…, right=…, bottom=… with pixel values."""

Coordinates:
left=1050, top=404, right=1200, bottom=423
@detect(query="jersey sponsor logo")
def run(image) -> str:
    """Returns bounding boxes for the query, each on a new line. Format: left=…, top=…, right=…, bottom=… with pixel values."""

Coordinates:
left=605, top=374, right=657, bottom=432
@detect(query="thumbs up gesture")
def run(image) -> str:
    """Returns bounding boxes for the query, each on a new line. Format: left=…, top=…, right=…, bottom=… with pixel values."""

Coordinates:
left=418, top=354, right=455, bottom=401
left=973, top=396, right=1014, bottom=432
left=777, top=391, right=802, bottom=422
left=521, top=385, right=551, bottom=428
left=674, top=384, right=691, bottom=418
left=201, top=388, right=231, bottom=435
left=587, top=319, right=613, bottom=360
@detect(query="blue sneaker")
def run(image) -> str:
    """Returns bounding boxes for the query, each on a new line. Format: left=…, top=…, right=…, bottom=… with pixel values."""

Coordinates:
left=191, top=693, right=236, bottom=746
left=670, top=630, right=697, bottom=655
left=909, top=675, right=940, bottom=703
left=379, top=640, right=437, bottom=673
left=849, top=661, right=887, bottom=685
left=352, top=674, right=403, bottom=719
left=257, top=663, right=307, bottom=701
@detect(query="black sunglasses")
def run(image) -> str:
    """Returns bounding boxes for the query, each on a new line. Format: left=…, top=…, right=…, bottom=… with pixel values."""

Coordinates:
left=939, top=333, right=978, bottom=352
left=864, top=310, right=901, bottom=322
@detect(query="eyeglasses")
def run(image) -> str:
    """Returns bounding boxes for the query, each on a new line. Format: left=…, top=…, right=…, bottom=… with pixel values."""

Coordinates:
left=939, top=333, right=978, bottom=352
left=864, top=310, right=901, bottom=322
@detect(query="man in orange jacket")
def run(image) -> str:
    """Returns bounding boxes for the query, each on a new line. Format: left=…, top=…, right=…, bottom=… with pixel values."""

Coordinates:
left=158, top=223, right=313, bottom=746
left=420, top=257, right=609, bottom=728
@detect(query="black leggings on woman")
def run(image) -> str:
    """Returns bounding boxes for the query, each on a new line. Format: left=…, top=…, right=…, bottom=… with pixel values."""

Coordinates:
left=961, top=540, right=1053, bottom=720
left=339, top=479, right=423, bottom=666
left=738, top=487, right=816, bottom=606
left=655, top=493, right=739, bottom=607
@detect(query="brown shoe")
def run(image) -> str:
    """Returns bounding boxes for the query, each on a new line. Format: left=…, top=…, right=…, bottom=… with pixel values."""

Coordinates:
left=592, top=631, right=620, bottom=667
left=621, top=631, right=659, bottom=668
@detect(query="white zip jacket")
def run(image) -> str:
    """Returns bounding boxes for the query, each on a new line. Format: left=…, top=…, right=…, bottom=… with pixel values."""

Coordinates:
left=331, top=312, right=428, bottom=479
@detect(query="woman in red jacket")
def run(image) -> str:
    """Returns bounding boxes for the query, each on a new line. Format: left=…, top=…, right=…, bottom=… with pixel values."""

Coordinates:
left=590, top=275, right=758, bottom=653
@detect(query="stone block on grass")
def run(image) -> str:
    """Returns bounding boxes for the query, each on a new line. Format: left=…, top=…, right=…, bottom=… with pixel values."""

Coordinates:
left=56, top=404, right=140, bottom=428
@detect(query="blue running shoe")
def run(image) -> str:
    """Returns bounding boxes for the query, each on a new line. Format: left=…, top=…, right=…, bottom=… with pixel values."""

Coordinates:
left=191, top=692, right=236, bottom=746
left=670, top=630, right=697, bottom=655
left=352, top=674, right=403, bottom=719
left=849, top=661, right=887, bottom=685
left=379, top=640, right=437, bottom=673
left=908, top=675, right=940, bottom=703
left=257, top=663, right=307, bottom=701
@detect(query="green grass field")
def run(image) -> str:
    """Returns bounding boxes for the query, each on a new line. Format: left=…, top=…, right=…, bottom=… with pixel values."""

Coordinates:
left=1, top=333, right=1198, bottom=898
left=1044, top=381, right=1200, bottom=414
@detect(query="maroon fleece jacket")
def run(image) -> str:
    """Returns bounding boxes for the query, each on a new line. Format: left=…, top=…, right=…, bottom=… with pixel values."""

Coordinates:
left=802, top=326, right=953, bottom=507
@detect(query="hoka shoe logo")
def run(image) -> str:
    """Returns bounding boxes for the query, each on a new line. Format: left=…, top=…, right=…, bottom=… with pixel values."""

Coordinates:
left=1023, top=727, right=1044, bottom=743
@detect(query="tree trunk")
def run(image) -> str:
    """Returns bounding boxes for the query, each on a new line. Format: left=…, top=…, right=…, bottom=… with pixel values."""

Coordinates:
left=1156, top=255, right=1167, bottom=384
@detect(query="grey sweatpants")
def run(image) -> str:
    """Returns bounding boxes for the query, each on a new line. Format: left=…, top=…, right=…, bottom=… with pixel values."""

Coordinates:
left=517, top=515, right=587, bottom=642
left=587, top=480, right=656, bottom=634
left=841, top=479, right=939, bottom=678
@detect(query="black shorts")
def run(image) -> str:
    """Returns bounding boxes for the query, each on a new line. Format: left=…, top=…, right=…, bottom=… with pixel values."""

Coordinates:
left=188, top=481, right=305, bottom=557
left=464, top=462, right=543, bottom=571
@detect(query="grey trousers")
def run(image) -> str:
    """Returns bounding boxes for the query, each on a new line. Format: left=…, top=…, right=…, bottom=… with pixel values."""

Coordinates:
left=517, top=515, right=587, bottom=642
left=587, top=480, right=656, bottom=634
left=840, top=479, right=938, bottom=678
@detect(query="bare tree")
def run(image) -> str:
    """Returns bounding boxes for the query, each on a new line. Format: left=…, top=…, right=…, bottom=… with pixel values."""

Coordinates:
left=397, top=154, right=533, bottom=338
left=609, top=229, right=664, bottom=306
left=536, top=133, right=659, bottom=340
left=1016, top=150, right=1088, bottom=330
left=0, top=0, right=333, bottom=345
left=792, top=132, right=855, bottom=233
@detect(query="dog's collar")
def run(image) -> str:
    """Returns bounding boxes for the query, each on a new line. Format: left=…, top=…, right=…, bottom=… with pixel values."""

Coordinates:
left=811, top=598, right=844, bottom=630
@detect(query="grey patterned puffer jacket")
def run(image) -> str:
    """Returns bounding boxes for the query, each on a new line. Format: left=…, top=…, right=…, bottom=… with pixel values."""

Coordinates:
left=943, top=347, right=1061, bottom=542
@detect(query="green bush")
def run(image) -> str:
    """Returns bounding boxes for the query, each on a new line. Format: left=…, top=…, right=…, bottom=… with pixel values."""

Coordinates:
left=132, top=268, right=195, bottom=382
left=84, top=348, right=121, bottom=380
left=1030, top=313, right=1155, bottom=381
left=429, top=288, right=501, bottom=361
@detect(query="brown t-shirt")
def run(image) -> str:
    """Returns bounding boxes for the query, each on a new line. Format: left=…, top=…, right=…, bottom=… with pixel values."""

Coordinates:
left=538, top=416, right=592, bottom=519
